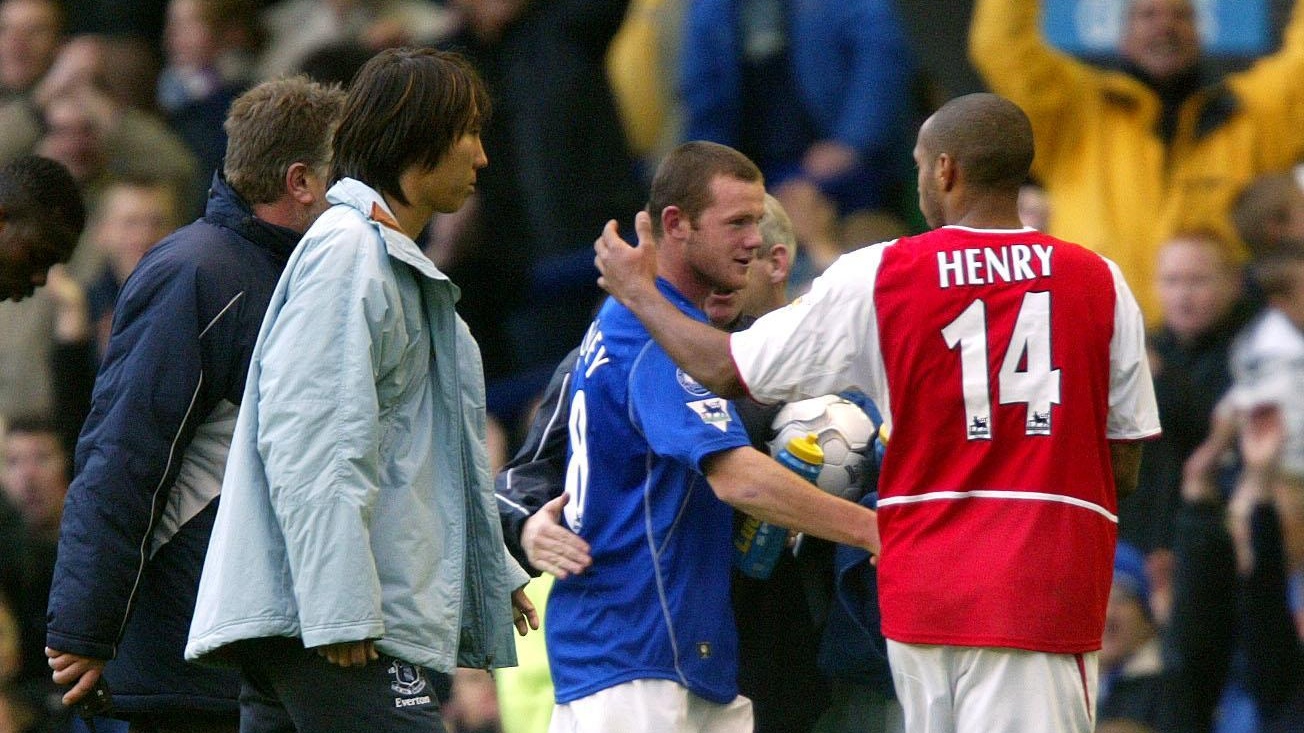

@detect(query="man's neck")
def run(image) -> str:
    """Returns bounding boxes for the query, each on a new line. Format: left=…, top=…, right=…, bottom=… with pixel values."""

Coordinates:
left=252, top=199, right=310, bottom=235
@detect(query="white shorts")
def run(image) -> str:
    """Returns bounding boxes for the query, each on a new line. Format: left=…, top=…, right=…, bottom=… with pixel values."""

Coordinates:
left=886, top=640, right=1098, bottom=733
left=547, top=678, right=752, bottom=733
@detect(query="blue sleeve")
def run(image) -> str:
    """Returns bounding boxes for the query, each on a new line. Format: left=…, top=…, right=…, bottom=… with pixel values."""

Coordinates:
left=679, top=0, right=740, bottom=145
left=46, top=249, right=234, bottom=659
left=628, top=345, right=751, bottom=470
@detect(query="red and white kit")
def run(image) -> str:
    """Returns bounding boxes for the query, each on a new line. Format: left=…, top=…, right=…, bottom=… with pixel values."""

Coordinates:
left=731, top=225, right=1160, bottom=653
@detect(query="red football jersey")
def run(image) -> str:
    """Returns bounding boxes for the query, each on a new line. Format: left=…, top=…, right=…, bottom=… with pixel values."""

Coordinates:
left=732, top=226, right=1160, bottom=653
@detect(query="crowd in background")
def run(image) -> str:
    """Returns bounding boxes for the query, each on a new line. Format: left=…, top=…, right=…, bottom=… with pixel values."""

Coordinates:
left=0, top=0, right=1301, bottom=732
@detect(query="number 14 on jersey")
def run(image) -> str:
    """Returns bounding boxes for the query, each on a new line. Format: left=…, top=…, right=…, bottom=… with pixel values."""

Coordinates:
left=941, top=291, right=1061, bottom=440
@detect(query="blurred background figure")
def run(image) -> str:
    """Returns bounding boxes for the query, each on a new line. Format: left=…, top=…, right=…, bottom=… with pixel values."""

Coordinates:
left=435, top=0, right=646, bottom=433
left=1097, top=541, right=1174, bottom=732
left=257, top=0, right=453, bottom=80
left=156, top=0, right=259, bottom=182
left=0, top=0, right=63, bottom=162
left=0, top=416, right=70, bottom=732
left=1121, top=230, right=1254, bottom=623
left=680, top=0, right=919, bottom=268
left=79, top=173, right=184, bottom=356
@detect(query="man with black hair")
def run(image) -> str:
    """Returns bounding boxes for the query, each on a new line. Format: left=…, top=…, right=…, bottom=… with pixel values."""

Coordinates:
left=0, top=154, right=85, bottom=302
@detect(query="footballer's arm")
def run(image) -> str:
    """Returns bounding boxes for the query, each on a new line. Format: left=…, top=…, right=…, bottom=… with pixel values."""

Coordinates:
left=704, top=446, right=880, bottom=554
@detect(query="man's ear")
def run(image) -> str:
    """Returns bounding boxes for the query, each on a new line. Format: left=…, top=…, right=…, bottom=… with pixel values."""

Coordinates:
left=935, top=153, right=957, bottom=193
left=662, top=205, right=687, bottom=240
left=285, top=162, right=316, bottom=205
left=768, top=242, right=793, bottom=285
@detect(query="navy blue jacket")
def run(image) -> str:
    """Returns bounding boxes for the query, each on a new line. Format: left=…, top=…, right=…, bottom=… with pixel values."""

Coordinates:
left=46, top=174, right=301, bottom=718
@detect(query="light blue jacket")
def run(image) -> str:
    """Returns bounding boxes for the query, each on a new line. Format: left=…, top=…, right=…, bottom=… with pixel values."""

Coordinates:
left=186, top=179, right=527, bottom=672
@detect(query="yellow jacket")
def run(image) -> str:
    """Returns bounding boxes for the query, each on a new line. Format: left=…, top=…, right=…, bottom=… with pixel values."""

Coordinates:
left=970, top=0, right=1304, bottom=322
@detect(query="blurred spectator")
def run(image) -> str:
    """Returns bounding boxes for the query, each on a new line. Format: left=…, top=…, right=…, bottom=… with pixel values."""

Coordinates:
left=1098, top=541, right=1176, bottom=731
left=0, top=0, right=59, bottom=95
left=1228, top=239, right=1304, bottom=480
left=0, top=93, right=194, bottom=449
left=257, top=0, right=454, bottom=80
left=33, top=33, right=159, bottom=115
left=1176, top=403, right=1304, bottom=733
left=681, top=0, right=918, bottom=263
left=606, top=0, right=684, bottom=174
left=0, top=415, right=69, bottom=730
left=80, top=174, right=184, bottom=356
left=970, top=0, right=1304, bottom=324
left=1234, top=172, right=1304, bottom=266
left=437, top=0, right=645, bottom=423
left=293, top=39, right=372, bottom=87
left=0, top=0, right=62, bottom=162
left=36, top=80, right=200, bottom=214
left=1120, top=231, right=1254, bottom=614
left=157, top=0, right=258, bottom=181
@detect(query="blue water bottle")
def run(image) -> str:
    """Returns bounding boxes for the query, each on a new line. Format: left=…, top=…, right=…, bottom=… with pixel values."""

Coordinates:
left=734, top=433, right=824, bottom=579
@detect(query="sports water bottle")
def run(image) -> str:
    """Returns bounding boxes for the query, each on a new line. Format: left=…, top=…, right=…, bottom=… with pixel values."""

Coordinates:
left=734, top=433, right=824, bottom=580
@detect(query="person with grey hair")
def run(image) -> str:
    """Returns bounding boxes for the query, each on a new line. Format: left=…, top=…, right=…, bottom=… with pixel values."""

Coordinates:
left=45, top=75, right=346, bottom=733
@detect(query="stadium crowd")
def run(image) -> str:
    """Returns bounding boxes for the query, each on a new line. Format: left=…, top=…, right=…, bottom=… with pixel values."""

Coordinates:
left=0, top=0, right=1301, bottom=732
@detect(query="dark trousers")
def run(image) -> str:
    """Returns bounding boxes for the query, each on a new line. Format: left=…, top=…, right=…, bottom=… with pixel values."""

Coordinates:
left=234, top=638, right=449, bottom=733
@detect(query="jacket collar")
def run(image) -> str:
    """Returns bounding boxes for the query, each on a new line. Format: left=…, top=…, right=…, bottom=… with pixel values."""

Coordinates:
left=1097, top=63, right=1240, bottom=141
left=204, top=172, right=302, bottom=264
left=326, top=178, right=450, bottom=284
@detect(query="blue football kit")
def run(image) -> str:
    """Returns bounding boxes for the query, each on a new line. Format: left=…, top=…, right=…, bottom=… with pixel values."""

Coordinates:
left=545, top=279, right=753, bottom=705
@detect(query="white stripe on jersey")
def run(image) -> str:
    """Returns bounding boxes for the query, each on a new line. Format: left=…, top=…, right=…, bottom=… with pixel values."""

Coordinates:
left=876, top=489, right=1117, bottom=523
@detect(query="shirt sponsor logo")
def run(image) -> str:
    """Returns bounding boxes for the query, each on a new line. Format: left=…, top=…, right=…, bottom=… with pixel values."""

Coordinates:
left=676, top=368, right=710, bottom=396
left=687, top=398, right=732, bottom=432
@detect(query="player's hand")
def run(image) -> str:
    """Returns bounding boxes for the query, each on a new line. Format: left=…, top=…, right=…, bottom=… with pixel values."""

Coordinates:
left=522, top=493, right=592, bottom=579
left=511, top=587, right=540, bottom=637
left=46, top=648, right=106, bottom=706
left=314, top=640, right=377, bottom=667
left=595, top=211, right=659, bottom=306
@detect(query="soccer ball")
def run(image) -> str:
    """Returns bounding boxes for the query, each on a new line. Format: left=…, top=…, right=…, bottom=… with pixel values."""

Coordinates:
left=768, top=395, right=876, bottom=500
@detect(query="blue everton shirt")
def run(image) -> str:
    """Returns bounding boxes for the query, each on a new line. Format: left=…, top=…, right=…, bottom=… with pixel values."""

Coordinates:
left=545, top=279, right=753, bottom=705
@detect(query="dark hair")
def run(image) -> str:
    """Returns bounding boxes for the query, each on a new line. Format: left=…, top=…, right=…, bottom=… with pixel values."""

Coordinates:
left=224, top=76, right=346, bottom=205
left=3, top=413, right=59, bottom=440
left=920, top=93, right=1034, bottom=194
left=330, top=47, right=490, bottom=207
left=3, top=412, right=68, bottom=477
left=646, top=141, right=762, bottom=238
left=0, top=155, right=85, bottom=261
